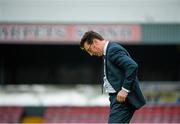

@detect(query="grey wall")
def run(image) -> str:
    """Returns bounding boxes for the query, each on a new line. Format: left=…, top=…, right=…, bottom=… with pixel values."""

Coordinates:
left=0, top=0, right=180, bottom=23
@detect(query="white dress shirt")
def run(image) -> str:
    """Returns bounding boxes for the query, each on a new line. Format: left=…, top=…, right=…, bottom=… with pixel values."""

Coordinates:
left=103, top=41, right=116, bottom=93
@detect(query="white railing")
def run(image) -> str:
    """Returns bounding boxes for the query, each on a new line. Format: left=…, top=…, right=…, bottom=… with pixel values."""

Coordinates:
left=0, top=82, right=179, bottom=106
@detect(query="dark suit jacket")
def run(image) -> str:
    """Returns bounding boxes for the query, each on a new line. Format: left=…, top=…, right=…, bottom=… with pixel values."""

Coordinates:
left=105, top=42, right=146, bottom=109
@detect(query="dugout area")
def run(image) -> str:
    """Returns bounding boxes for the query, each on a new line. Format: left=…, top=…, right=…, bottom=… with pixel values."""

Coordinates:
left=0, top=44, right=179, bottom=85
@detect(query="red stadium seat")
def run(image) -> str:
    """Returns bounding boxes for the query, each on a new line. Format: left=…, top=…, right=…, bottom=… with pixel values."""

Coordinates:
left=43, top=105, right=180, bottom=123
left=0, top=106, right=23, bottom=123
left=130, top=105, right=180, bottom=123
left=43, top=106, right=109, bottom=123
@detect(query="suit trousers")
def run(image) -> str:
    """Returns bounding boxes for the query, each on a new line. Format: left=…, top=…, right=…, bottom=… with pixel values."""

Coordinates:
left=108, top=93, right=136, bottom=123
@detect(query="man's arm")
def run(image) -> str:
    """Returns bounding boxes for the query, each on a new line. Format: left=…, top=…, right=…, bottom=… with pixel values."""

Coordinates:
left=109, top=47, right=138, bottom=91
left=109, top=47, right=138, bottom=102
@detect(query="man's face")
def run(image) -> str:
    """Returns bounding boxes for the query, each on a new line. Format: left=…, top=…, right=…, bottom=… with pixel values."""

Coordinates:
left=83, top=39, right=103, bottom=57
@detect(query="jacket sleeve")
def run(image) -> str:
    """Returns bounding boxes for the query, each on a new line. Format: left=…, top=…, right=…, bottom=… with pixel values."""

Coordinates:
left=109, top=47, right=138, bottom=91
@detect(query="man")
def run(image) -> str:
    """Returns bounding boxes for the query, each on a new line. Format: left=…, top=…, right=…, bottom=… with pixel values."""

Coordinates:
left=80, top=31, right=146, bottom=123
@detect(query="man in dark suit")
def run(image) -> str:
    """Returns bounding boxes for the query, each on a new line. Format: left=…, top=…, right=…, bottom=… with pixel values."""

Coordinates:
left=80, top=31, right=146, bottom=123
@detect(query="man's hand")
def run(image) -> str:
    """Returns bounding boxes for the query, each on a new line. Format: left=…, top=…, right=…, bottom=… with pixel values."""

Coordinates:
left=116, top=89, right=128, bottom=103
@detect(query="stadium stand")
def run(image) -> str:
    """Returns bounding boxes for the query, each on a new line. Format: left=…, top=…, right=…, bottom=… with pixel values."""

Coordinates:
left=0, top=105, right=179, bottom=123
left=43, top=105, right=180, bottom=123
left=131, top=105, right=180, bottom=123
left=43, top=106, right=109, bottom=123
left=0, top=106, right=23, bottom=123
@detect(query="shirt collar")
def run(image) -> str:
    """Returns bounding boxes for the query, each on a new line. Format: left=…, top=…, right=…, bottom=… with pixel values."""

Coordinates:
left=103, top=41, right=109, bottom=56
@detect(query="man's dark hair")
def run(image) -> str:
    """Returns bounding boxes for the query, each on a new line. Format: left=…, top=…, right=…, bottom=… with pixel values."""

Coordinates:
left=80, top=31, right=104, bottom=49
